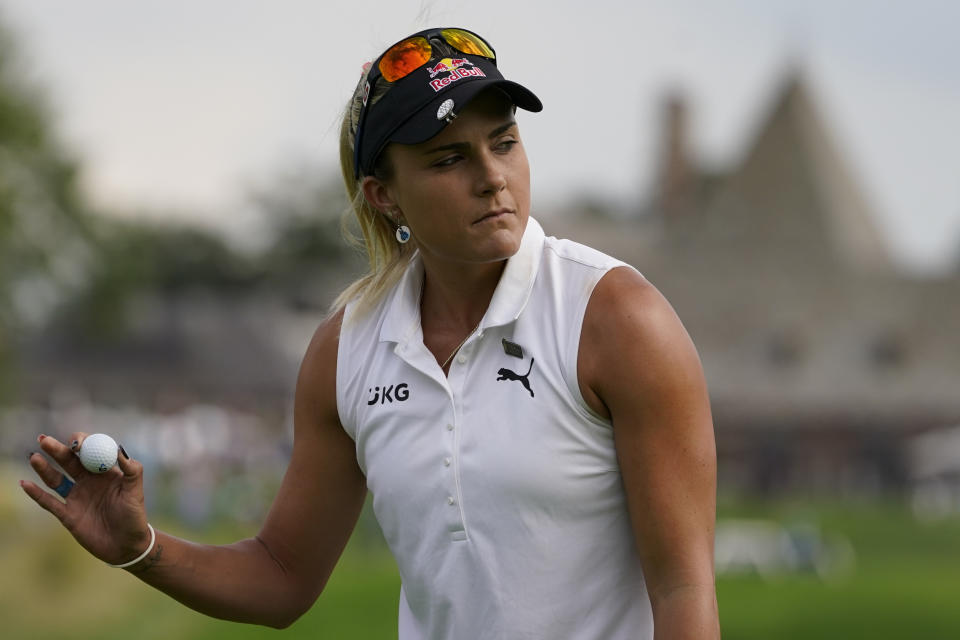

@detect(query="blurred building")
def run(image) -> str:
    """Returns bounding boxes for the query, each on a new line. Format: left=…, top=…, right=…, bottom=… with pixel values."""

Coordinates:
left=548, top=68, right=960, bottom=496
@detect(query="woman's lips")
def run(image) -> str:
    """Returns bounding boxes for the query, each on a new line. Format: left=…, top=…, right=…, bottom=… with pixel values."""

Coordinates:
left=473, top=209, right=514, bottom=224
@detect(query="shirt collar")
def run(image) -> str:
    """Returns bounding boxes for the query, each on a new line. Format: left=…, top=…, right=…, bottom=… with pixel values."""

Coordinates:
left=481, top=216, right=545, bottom=329
left=379, top=255, right=425, bottom=345
left=379, top=216, right=545, bottom=345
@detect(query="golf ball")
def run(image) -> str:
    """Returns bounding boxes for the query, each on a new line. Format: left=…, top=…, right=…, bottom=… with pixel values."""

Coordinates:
left=78, top=433, right=119, bottom=473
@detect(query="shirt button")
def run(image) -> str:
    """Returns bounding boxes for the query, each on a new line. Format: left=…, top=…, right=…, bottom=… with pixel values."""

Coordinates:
left=456, top=354, right=467, bottom=364
left=443, top=457, right=451, bottom=467
left=446, top=424, right=454, bottom=431
left=447, top=496, right=456, bottom=505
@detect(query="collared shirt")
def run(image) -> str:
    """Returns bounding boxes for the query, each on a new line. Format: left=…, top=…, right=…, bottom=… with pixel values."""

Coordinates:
left=336, top=218, right=653, bottom=639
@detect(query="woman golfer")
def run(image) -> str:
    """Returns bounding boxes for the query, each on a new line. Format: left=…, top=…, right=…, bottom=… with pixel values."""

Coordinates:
left=23, top=27, right=720, bottom=639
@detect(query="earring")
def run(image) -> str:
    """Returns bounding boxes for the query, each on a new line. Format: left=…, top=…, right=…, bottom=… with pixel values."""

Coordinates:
left=389, top=209, right=411, bottom=244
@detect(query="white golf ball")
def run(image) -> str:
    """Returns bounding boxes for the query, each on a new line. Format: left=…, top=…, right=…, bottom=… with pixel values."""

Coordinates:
left=78, top=433, right=119, bottom=473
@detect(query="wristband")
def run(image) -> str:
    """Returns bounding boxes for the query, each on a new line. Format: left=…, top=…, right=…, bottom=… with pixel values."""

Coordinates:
left=108, top=523, right=156, bottom=569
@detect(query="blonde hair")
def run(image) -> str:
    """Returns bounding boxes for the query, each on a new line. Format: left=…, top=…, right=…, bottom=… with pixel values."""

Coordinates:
left=331, top=65, right=416, bottom=316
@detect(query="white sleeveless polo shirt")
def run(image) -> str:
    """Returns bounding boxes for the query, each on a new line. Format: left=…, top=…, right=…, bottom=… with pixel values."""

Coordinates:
left=336, top=218, right=653, bottom=639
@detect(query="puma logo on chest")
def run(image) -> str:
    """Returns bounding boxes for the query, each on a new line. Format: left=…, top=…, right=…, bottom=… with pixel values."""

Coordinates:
left=496, top=358, right=535, bottom=397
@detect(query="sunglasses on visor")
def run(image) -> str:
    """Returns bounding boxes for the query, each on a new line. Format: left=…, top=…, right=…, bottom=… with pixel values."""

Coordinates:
left=373, top=28, right=496, bottom=83
left=353, top=28, right=497, bottom=178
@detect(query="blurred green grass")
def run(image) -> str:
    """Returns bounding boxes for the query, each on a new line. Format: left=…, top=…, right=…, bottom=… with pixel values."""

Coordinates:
left=5, top=466, right=960, bottom=639
left=0, top=515, right=400, bottom=640
left=716, top=499, right=960, bottom=639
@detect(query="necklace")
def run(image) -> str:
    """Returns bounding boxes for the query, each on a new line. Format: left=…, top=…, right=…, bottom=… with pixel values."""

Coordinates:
left=440, top=322, right=481, bottom=370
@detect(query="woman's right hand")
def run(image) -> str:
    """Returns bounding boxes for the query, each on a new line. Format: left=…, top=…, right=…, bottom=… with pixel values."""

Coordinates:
left=21, top=432, right=154, bottom=568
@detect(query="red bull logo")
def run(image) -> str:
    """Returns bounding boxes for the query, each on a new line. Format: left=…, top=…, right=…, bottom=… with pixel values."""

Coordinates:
left=426, top=57, right=486, bottom=92
left=427, top=58, right=473, bottom=78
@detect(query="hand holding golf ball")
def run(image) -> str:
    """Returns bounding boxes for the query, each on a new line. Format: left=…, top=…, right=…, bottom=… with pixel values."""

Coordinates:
left=22, top=431, right=156, bottom=569
left=77, top=433, right=119, bottom=473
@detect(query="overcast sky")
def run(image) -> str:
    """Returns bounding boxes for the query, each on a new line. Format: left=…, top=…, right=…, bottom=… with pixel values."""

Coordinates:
left=2, top=0, right=958, bottom=272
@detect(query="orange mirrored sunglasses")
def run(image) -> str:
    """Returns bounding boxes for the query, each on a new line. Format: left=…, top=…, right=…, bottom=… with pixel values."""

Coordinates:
left=375, top=28, right=496, bottom=83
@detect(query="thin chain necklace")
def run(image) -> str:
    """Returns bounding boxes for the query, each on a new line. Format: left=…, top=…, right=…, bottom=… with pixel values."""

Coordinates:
left=420, top=276, right=482, bottom=371
left=440, top=321, right=481, bottom=370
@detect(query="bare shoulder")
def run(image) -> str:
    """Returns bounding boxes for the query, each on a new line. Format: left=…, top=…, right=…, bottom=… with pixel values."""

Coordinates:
left=578, top=266, right=705, bottom=420
left=303, top=307, right=345, bottom=365
left=296, top=308, right=345, bottom=426
left=586, top=266, right=676, bottom=326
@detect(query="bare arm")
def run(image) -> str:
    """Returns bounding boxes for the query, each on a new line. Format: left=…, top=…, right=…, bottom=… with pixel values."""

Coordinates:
left=21, top=309, right=367, bottom=629
left=579, top=267, right=720, bottom=640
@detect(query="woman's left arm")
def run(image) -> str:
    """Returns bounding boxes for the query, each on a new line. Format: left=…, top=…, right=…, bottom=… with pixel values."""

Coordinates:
left=579, top=266, right=720, bottom=640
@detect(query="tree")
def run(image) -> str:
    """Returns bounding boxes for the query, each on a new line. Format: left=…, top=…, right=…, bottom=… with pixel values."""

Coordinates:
left=56, top=217, right=262, bottom=338
left=0, top=16, right=93, bottom=394
left=247, top=164, right=364, bottom=308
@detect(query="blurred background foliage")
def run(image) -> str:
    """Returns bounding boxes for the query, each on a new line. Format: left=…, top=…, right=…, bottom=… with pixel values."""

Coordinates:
left=0, top=19, right=92, bottom=391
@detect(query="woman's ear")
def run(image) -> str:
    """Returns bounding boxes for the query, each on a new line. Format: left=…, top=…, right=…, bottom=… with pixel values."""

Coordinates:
left=361, top=176, right=397, bottom=214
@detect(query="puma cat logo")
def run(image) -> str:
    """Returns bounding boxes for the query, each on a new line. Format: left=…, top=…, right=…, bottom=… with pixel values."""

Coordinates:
left=496, top=358, right=535, bottom=397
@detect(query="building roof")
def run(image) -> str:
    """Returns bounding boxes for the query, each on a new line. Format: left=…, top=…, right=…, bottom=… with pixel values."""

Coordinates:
left=695, top=68, right=891, bottom=273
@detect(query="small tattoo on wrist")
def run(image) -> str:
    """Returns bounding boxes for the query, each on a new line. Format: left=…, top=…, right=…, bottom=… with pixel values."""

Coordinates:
left=129, top=543, right=163, bottom=574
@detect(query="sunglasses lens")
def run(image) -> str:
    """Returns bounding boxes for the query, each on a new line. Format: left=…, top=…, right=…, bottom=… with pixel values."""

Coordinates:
left=440, top=28, right=495, bottom=59
left=378, top=36, right=432, bottom=82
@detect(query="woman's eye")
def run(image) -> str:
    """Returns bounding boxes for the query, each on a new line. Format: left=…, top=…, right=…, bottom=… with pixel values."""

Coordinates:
left=433, top=155, right=462, bottom=168
left=495, top=139, right=518, bottom=152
